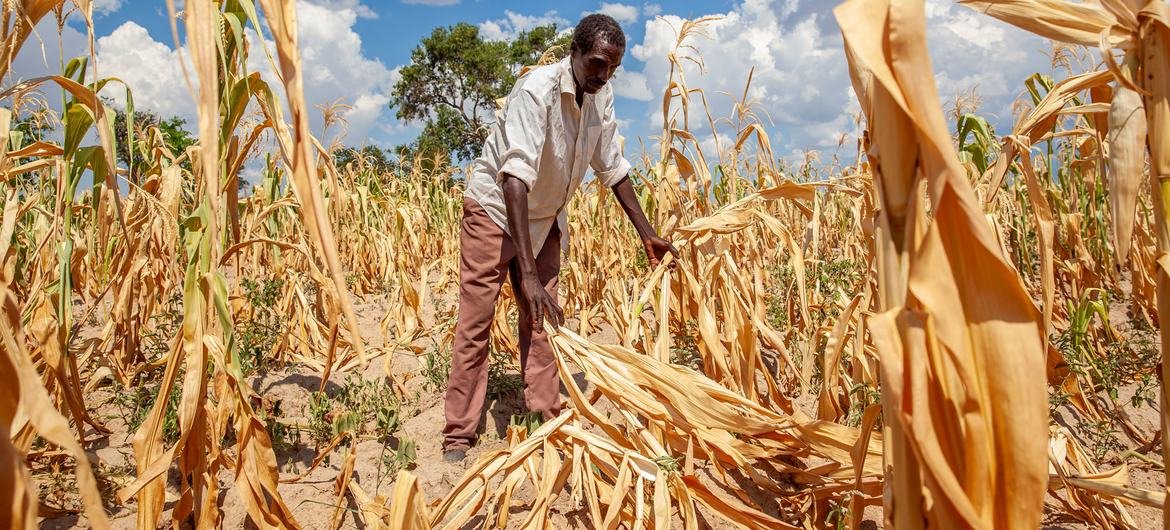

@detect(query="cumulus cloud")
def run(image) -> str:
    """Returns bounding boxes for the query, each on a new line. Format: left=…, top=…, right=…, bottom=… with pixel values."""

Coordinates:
left=479, top=10, right=571, bottom=41
left=93, top=0, right=124, bottom=15
left=643, top=4, right=662, bottom=17
left=611, top=68, right=652, bottom=101
left=311, top=0, right=378, bottom=18
left=92, top=22, right=193, bottom=119
left=622, top=0, right=1050, bottom=160
left=246, top=1, right=400, bottom=144
left=10, top=0, right=403, bottom=150
left=589, top=3, right=639, bottom=25
left=921, top=0, right=1043, bottom=125
left=630, top=2, right=846, bottom=157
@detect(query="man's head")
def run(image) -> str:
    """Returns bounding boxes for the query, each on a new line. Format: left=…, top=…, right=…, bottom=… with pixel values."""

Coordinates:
left=570, top=14, right=625, bottom=95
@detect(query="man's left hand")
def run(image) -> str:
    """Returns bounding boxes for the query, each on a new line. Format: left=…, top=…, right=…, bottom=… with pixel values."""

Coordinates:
left=642, top=236, right=679, bottom=269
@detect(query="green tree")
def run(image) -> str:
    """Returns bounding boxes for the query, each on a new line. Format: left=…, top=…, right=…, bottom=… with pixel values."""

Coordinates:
left=390, top=23, right=571, bottom=164
left=11, top=111, right=54, bottom=145
left=113, top=108, right=196, bottom=180
left=333, top=144, right=392, bottom=174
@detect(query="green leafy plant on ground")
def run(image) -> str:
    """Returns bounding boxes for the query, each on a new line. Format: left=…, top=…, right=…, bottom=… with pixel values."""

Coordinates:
left=305, top=375, right=402, bottom=445
left=382, top=438, right=417, bottom=475
left=487, top=348, right=523, bottom=400
left=114, top=381, right=182, bottom=444
left=1055, top=289, right=1159, bottom=402
left=421, top=345, right=451, bottom=392
left=237, top=277, right=285, bottom=376
left=509, top=411, right=544, bottom=434
left=141, top=292, right=183, bottom=362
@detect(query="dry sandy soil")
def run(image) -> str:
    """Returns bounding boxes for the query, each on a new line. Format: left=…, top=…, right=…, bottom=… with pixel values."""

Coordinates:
left=34, top=286, right=1167, bottom=529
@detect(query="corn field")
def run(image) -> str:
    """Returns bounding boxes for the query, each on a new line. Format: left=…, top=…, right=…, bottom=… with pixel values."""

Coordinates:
left=1, top=0, right=1168, bottom=528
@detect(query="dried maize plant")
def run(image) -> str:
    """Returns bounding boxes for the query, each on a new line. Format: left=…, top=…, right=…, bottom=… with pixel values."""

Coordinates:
left=1047, top=426, right=1154, bottom=528
left=376, top=160, right=463, bottom=348
left=0, top=0, right=133, bottom=527
left=384, top=323, right=883, bottom=529
left=111, top=1, right=291, bottom=527
left=836, top=0, right=1050, bottom=528
left=360, top=16, right=891, bottom=529
left=975, top=65, right=1168, bottom=479
left=101, top=0, right=377, bottom=526
left=959, top=0, right=1170, bottom=526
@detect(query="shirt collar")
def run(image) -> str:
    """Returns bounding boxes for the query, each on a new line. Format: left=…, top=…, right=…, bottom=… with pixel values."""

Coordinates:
left=558, top=57, right=577, bottom=97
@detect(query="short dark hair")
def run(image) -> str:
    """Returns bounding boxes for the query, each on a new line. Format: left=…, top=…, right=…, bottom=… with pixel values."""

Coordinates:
left=571, top=14, right=625, bottom=54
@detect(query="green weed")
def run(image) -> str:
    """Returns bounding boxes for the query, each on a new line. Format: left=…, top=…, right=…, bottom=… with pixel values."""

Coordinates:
left=237, top=277, right=285, bottom=375
left=305, top=375, right=402, bottom=444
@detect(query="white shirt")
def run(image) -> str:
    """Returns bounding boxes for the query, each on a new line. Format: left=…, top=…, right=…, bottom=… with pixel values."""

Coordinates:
left=464, top=57, right=632, bottom=255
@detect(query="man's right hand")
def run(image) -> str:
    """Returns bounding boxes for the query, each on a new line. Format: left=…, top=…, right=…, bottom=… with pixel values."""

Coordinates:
left=521, top=275, right=564, bottom=331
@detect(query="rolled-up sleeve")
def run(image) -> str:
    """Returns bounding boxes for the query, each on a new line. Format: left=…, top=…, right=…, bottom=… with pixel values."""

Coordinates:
left=591, top=92, right=632, bottom=187
left=496, top=89, right=546, bottom=190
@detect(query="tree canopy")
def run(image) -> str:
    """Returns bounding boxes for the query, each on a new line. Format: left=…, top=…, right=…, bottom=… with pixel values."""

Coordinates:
left=390, top=23, right=571, bottom=164
left=333, top=144, right=393, bottom=174
left=113, top=108, right=196, bottom=180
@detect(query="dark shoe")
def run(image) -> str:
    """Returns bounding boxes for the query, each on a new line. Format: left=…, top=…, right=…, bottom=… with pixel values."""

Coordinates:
left=443, top=448, right=466, bottom=463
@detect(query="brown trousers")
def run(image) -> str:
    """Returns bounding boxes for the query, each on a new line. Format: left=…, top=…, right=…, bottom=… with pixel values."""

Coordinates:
left=442, top=198, right=562, bottom=451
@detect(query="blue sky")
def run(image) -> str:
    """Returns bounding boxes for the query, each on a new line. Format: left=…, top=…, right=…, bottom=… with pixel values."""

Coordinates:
left=14, top=0, right=1064, bottom=170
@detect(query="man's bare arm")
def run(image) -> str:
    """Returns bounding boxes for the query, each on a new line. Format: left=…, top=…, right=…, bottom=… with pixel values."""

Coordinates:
left=502, top=175, right=564, bottom=329
left=610, top=176, right=678, bottom=268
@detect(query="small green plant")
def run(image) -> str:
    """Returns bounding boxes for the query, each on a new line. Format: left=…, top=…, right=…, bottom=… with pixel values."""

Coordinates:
left=1082, top=418, right=1124, bottom=463
left=1055, top=290, right=1159, bottom=404
left=845, top=383, right=882, bottom=428
left=236, top=277, right=285, bottom=375
left=1125, top=333, right=1159, bottom=407
left=94, top=461, right=137, bottom=506
left=669, top=328, right=702, bottom=371
left=1055, top=289, right=1115, bottom=392
left=1049, top=389, right=1071, bottom=409
left=305, top=376, right=402, bottom=444
left=382, top=438, right=417, bottom=474
left=142, top=292, right=183, bottom=361
left=307, top=391, right=332, bottom=443
left=421, top=345, right=451, bottom=392
left=825, top=498, right=851, bottom=530
left=509, top=411, right=544, bottom=434
left=1131, top=374, right=1158, bottom=408
left=633, top=247, right=649, bottom=272
left=114, top=381, right=182, bottom=444
left=765, top=263, right=793, bottom=330
left=38, top=463, right=76, bottom=510
left=487, top=349, right=523, bottom=400
left=266, top=414, right=292, bottom=454
left=331, top=410, right=362, bottom=437
left=814, top=259, right=862, bottom=300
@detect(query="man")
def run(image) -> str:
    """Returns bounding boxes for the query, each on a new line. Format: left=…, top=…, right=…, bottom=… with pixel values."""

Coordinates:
left=442, top=13, right=675, bottom=461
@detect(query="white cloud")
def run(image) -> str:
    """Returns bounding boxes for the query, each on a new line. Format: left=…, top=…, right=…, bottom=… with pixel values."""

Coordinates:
left=643, top=4, right=662, bottom=17
left=311, top=0, right=378, bottom=18
left=612, top=68, right=652, bottom=101
left=57, top=0, right=399, bottom=148
left=249, top=1, right=399, bottom=145
left=621, top=0, right=1050, bottom=161
left=479, top=10, right=571, bottom=41
left=91, top=22, right=193, bottom=119
left=93, top=0, right=124, bottom=15
left=922, top=0, right=1041, bottom=126
left=591, top=3, right=640, bottom=26
left=630, top=3, right=845, bottom=159
left=403, top=0, right=459, bottom=4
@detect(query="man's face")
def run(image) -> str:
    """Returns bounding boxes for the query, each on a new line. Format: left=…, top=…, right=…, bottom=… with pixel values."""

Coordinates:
left=571, top=40, right=624, bottom=94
